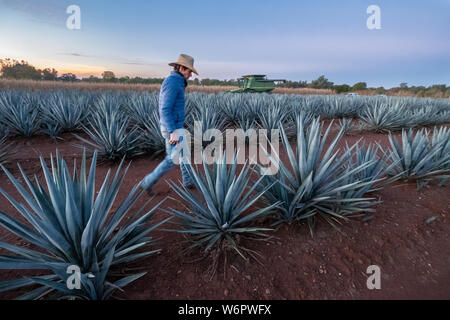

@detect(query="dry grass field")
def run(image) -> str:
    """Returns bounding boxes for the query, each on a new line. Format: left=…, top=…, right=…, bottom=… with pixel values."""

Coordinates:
left=2, top=79, right=447, bottom=98
left=0, top=79, right=334, bottom=95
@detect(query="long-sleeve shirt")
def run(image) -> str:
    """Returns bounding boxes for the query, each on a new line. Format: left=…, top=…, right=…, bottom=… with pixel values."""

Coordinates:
left=159, top=71, right=186, bottom=133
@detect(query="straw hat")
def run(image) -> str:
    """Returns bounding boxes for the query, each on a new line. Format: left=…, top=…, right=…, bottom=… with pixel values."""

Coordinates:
left=169, top=54, right=198, bottom=75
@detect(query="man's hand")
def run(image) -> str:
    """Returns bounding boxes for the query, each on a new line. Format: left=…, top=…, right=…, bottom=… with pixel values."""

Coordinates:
left=169, top=132, right=179, bottom=146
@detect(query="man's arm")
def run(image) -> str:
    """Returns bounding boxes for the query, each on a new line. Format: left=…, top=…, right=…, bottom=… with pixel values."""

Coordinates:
left=159, top=78, right=178, bottom=134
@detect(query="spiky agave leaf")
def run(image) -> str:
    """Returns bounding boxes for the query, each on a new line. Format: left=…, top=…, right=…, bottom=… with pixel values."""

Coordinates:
left=338, top=118, right=353, bottom=134
left=431, top=126, right=450, bottom=185
left=338, top=142, right=401, bottom=215
left=0, top=150, right=168, bottom=299
left=431, top=126, right=450, bottom=168
left=40, top=120, right=62, bottom=140
left=219, top=93, right=246, bottom=126
left=166, top=151, right=279, bottom=259
left=139, top=107, right=166, bottom=156
left=256, top=96, right=295, bottom=137
left=257, top=118, right=382, bottom=234
left=187, top=104, right=226, bottom=148
left=386, top=128, right=450, bottom=188
left=289, top=109, right=315, bottom=132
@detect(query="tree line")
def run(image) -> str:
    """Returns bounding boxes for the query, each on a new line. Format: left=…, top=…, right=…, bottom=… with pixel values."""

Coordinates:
left=1, top=58, right=448, bottom=97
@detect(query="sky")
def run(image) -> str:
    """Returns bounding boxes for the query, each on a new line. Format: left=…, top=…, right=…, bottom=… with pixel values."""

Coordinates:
left=0, top=0, right=449, bottom=88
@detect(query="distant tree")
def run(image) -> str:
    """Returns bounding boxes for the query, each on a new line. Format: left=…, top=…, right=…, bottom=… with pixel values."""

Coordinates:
left=429, top=84, right=446, bottom=92
left=59, top=73, right=78, bottom=82
left=309, top=75, right=334, bottom=89
left=399, top=82, right=408, bottom=89
left=0, top=58, right=42, bottom=80
left=334, top=84, right=351, bottom=94
left=352, top=82, right=367, bottom=91
left=119, top=76, right=130, bottom=83
left=375, top=87, right=386, bottom=94
left=42, top=68, right=58, bottom=81
left=102, top=71, right=116, bottom=82
left=280, top=80, right=308, bottom=88
left=129, top=77, right=143, bottom=84
left=81, top=75, right=101, bottom=82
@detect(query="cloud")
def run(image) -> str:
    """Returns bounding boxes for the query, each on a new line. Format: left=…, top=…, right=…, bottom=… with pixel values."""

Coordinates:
left=58, top=52, right=162, bottom=67
left=60, top=52, right=94, bottom=58
left=0, top=0, right=67, bottom=26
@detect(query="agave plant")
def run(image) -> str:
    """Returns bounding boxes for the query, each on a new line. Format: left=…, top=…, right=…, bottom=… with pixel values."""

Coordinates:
left=39, top=91, right=90, bottom=135
left=243, top=94, right=264, bottom=122
left=166, top=151, right=279, bottom=261
left=256, top=98, right=296, bottom=139
left=318, top=96, right=358, bottom=118
left=0, top=150, right=167, bottom=300
left=0, top=90, right=40, bottom=137
left=257, top=118, right=382, bottom=234
left=125, top=92, right=159, bottom=127
left=218, top=94, right=246, bottom=126
left=76, top=97, right=143, bottom=160
left=359, top=100, right=412, bottom=132
left=385, top=128, right=450, bottom=188
left=344, top=142, right=393, bottom=187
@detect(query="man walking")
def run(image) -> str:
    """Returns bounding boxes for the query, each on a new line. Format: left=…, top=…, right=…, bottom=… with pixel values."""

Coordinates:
left=140, top=54, right=198, bottom=194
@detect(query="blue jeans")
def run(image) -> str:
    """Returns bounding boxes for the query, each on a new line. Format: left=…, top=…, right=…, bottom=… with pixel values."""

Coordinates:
left=141, top=131, right=193, bottom=190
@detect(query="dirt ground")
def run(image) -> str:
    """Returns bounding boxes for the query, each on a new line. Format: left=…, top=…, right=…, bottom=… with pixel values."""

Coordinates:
left=0, top=124, right=449, bottom=300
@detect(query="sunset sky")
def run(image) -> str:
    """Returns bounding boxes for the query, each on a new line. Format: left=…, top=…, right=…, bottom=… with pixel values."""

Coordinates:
left=1, top=0, right=449, bottom=87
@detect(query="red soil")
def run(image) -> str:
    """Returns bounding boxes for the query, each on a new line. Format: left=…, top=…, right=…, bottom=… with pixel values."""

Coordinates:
left=0, top=125, right=449, bottom=300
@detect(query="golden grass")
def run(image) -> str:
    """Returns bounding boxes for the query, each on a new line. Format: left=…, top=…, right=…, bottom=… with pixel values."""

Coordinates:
left=273, top=87, right=334, bottom=95
left=0, top=79, right=239, bottom=93
left=0, top=79, right=333, bottom=95
left=0, top=79, right=161, bottom=92
left=1, top=79, right=446, bottom=98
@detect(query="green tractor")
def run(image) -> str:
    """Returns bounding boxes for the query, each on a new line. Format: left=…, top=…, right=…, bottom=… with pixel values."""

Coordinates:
left=229, top=75, right=286, bottom=93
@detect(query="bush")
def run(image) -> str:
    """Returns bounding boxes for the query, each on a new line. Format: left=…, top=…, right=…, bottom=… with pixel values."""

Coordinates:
left=334, top=84, right=351, bottom=94
left=352, top=82, right=367, bottom=91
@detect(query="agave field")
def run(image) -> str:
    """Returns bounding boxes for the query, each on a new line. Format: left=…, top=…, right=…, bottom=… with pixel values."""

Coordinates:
left=0, top=89, right=449, bottom=299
